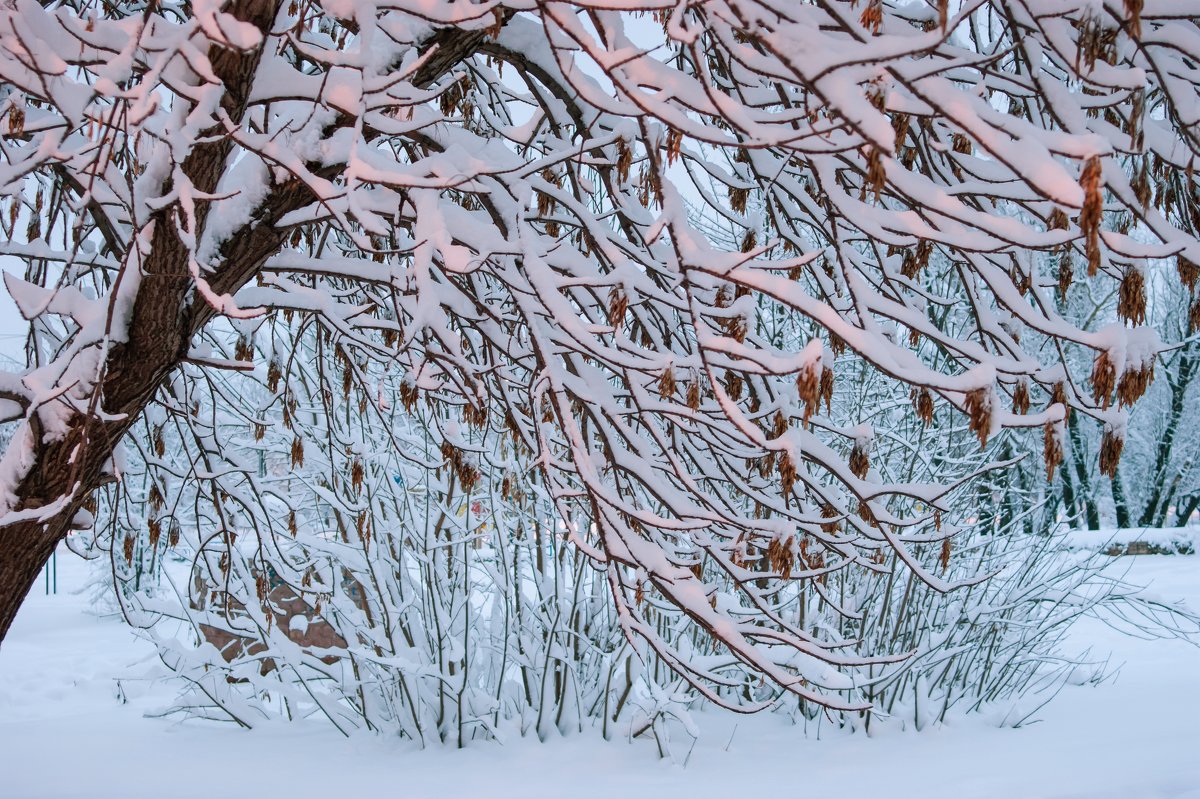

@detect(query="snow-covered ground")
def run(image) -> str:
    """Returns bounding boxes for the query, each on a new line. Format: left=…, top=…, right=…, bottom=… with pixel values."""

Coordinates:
left=1, top=550, right=1198, bottom=799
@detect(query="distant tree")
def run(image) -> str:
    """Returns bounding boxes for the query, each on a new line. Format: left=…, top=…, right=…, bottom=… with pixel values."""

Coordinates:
left=1, top=1, right=1197, bottom=715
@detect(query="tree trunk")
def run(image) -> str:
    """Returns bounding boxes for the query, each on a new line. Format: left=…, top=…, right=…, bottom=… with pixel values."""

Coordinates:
left=1138, top=344, right=1196, bottom=526
left=0, top=520, right=69, bottom=639
left=1111, top=469, right=1132, bottom=529
left=1067, top=412, right=1101, bottom=530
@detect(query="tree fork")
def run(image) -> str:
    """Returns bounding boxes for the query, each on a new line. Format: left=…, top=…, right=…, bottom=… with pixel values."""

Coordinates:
left=0, top=10, right=490, bottom=645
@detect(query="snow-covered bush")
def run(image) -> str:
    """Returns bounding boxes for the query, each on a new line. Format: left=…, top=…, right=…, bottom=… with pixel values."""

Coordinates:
left=2, top=0, right=1199, bottom=743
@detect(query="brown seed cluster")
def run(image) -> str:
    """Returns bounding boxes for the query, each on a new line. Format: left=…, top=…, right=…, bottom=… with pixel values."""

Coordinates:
left=859, top=0, right=882, bottom=35
left=849, top=440, right=870, bottom=479
left=440, top=441, right=481, bottom=491
left=1125, top=0, right=1143, bottom=39
left=778, top=451, right=797, bottom=496
left=767, top=535, right=795, bottom=579
left=1078, top=156, right=1104, bottom=276
left=964, top=387, right=992, bottom=448
left=901, top=240, right=933, bottom=279
left=820, top=503, right=840, bottom=533
left=911, top=386, right=934, bottom=424
left=796, top=359, right=821, bottom=426
left=1179, top=256, right=1199, bottom=291
left=1090, top=351, right=1116, bottom=409
left=1043, top=421, right=1064, bottom=482
left=819, top=367, right=835, bottom=414
left=607, top=286, right=627, bottom=328
left=1099, top=427, right=1124, bottom=477
left=863, top=146, right=886, bottom=201
left=1117, top=360, right=1154, bottom=408
left=1117, top=267, right=1146, bottom=325
left=1012, top=379, right=1030, bottom=415
left=657, top=367, right=676, bottom=399
left=462, top=402, right=488, bottom=431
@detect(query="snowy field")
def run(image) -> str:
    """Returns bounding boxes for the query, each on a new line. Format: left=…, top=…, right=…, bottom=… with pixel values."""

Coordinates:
left=1, top=551, right=1198, bottom=799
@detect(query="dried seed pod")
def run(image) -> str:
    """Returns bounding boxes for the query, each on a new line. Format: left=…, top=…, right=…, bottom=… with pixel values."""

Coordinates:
left=858, top=501, right=879, bottom=528
left=168, top=519, right=181, bottom=549
left=1190, top=297, right=1200, bottom=334
left=1116, top=360, right=1154, bottom=407
left=462, top=402, right=488, bottom=430
left=123, top=534, right=135, bottom=565
left=686, top=380, right=701, bottom=411
left=267, top=357, right=282, bottom=393
left=849, top=440, right=870, bottom=479
left=616, top=138, right=633, bottom=183
left=1050, top=381, right=1071, bottom=419
left=725, top=370, right=744, bottom=400
left=1043, top=420, right=1064, bottom=480
left=1125, top=0, right=1143, bottom=38
left=637, top=163, right=662, bottom=208
left=952, top=132, right=972, bottom=154
left=1012, top=379, right=1030, bottom=415
left=290, top=436, right=305, bottom=468
left=964, top=387, right=993, bottom=448
left=740, top=229, right=757, bottom=253
left=1048, top=207, right=1070, bottom=230
left=863, top=145, right=886, bottom=201
left=939, top=537, right=951, bottom=574
left=537, top=168, right=557, bottom=217
left=234, top=335, right=254, bottom=362
left=148, top=483, right=164, bottom=512
left=351, top=457, right=365, bottom=493
left=820, top=367, right=835, bottom=413
left=1057, top=251, right=1074, bottom=296
left=796, top=358, right=821, bottom=426
left=399, top=378, right=419, bottom=412
left=767, top=535, right=795, bottom=579
left=771, top=411, right=788, bottom=439
left=912, top=387, right=934, bottom=424
left=657, top=367, right=676, bottom=399
left=148, top=518, right=162, bottom=549
left=1132, top=159, right=1151, bottom=208
left=607, top=286, right=628, bottom=327
left=724, top=313, right=748, bottom=343
left=859, top=0, right=882, bottom=34
left=1117, top=266, right=1146, bottom=325
left=1090, top=351, right=1116, bottom=409
left=820, top=503, right=840, bottom=533
left=778, top=451, right=797, bottom=496
left=1078, top=156, right=1103, bottom=276
left=828, top=331, right=846, bottom=357
left=728, top=186, right=749, bottom=215
left=1099, top=426, right=1124, bottom=477
left=1178, top=256, right=1198, bottom=292
left=664, top=126, right=682, bottom=165
left=900, top=240, right=932, bottom=278
left=288, top=510, right=298, bottom=537
left=6, top=105, right=24, bottom=137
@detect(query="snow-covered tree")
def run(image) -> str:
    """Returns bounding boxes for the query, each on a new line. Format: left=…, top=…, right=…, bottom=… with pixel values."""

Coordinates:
left=1, top=0, right=1198, bottom=719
